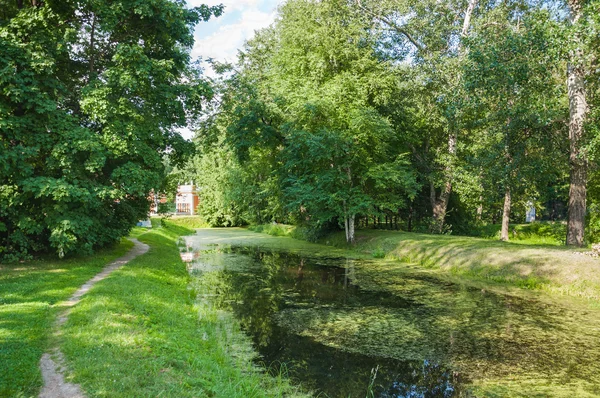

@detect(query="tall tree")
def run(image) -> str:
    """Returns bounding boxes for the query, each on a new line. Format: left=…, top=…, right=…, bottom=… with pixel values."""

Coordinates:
left=464, top=6, right=567, bottom=241
left=195, top=0, right=418, bottom=242
left=0, top=0, right=222, bottom=260
left=354, top=0, right=481, bottom=232
left=565, top=0, right=589, bottom=246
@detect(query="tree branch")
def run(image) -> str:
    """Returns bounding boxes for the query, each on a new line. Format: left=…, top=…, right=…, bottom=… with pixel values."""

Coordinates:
left=355, top=0, right=424, bottom=52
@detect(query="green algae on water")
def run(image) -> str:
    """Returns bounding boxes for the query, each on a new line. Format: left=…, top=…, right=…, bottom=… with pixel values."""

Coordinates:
left=184, top=229, right=600, bottom=397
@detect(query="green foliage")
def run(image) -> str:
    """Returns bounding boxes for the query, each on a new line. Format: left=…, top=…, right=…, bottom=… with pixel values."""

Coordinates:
left=175, top=0, right=595, bottom=244
left=192, top=0, right=418, bottom=237
left=462, top=7, right=568, bottom=226
left=0, top=1, right=221, bottom=260
left=585, top=171, right=600, bottom=244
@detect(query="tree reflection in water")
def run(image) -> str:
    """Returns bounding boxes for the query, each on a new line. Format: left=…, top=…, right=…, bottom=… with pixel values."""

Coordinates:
left=188, top=244, right=600, bottom=397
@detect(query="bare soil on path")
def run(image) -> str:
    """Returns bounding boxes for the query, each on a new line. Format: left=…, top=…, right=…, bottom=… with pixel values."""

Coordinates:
left=38, top=238, right=149, bottom=398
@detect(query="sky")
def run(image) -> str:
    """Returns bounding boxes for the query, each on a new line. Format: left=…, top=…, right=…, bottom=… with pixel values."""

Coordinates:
left=189, top=0, right=283, bottom=71
left=178, top=0, right=284, bottom=139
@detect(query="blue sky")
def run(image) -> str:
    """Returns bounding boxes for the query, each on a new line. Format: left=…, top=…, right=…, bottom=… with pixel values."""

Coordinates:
left=180, top=1, right=284, bottom=139
left=188, top=0, right=284, bottom=66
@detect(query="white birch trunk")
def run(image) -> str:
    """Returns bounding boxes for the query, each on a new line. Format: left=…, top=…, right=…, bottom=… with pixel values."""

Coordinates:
left=501, top=187, right=511, bottom=241
left=348, top=215, right=355, bottom=244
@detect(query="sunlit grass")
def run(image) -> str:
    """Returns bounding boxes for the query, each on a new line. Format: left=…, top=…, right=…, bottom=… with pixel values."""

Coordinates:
left=248, top=224, right=296, bottom=237
left=469, top=222, right=567, bottom=246
left=0, top=239, right=133, bottom=397
left=154, top=215, right=210, bottom=229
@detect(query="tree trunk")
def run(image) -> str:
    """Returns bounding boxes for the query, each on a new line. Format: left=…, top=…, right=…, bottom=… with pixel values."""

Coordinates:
left=344, top=203, right=349, bottom=243
left=461, top=0, right=478, bottom=38
left=89, top=13, right=97, bottom=78
left=430, top=173, right=452, bottom=233
left=348, top=215, right=355, bottom=244
left=567, top=146, right=587, bottom=246
left=429, top=0, right=477, bottom=233
left=566, top=0, right=588, bottom=246
left=501, top=187, right=511, bottom=241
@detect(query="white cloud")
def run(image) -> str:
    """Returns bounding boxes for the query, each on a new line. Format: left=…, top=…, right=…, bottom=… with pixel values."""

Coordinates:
left=192, top=9, right=276, bottom=63
left=180, top=1, right=283, bottom=139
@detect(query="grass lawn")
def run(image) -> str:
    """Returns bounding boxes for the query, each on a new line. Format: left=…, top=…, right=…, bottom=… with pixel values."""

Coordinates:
left=59, top=219, right=305, bottom=397
left=467, top=222, right=567, bottom=246
left=1, top=218, right=305, bottom=397
left=0, top=239, right=134, bottom=397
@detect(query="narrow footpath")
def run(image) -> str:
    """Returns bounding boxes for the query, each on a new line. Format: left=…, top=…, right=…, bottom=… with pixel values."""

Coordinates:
left=38, top=238, right=149, bottom=398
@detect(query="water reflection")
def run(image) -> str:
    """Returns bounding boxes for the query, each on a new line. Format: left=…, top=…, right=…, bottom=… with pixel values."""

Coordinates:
left=186, top=242, right=600, bottom=397
left=188, top=246, right=467, bottom=397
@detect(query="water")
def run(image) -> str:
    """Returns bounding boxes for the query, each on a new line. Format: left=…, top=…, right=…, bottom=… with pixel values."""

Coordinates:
left=182, top=229, right=600, bottom=397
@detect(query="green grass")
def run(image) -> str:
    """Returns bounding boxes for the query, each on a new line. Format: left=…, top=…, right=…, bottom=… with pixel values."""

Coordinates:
left=248, top=224, right=324, bottom=242
left=319, top=229, right=600, bottom=301
left=0, top=239, right=134, bottom=398
left=59, top=220, right=306, bottom=397
left=157, top=215, right=209, bottom=229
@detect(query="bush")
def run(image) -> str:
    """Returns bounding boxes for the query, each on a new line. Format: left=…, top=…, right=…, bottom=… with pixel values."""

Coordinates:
left=586, top=202, right=600, bottom=244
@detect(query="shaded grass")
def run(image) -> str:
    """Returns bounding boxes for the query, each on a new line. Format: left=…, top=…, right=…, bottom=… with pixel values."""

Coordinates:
left=0, top=239, right=134, bottom=398
left=60, top=220, right=306, bottom=397
left=320, top=229, right=600, bottom=301
left=468, top=222, right=567, bottom=246
left=248, top=224, right=296, bottom=237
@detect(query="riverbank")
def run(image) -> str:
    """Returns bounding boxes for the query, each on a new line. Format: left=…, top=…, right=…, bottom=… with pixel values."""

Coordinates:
left=58, top=220, right=304, bottom=397
left=0, top=221, right=304, bottom=397
left=251, top=225, right=600, bottom=302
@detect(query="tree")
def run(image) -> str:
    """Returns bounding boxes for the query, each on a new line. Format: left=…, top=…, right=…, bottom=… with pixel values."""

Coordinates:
left=565, top=0, right=592, bottom=246
left=193, top=0, right=418, bottom=242
left=0, top=0, right=222, bottom=260
left=464, top=6, right=567, bottom=240
left=354, top=0, right=480, bottom=233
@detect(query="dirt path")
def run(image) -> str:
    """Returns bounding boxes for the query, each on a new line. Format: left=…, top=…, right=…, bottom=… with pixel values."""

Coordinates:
left=38, top=238, right=149, bottom=398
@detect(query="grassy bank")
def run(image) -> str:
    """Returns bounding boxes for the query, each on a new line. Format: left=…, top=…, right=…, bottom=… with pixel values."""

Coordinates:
left=59, top=219, right=305, bottom=397
left=332, top=230, right=600, bottom=301
left=0, top=239, right=134, bottom=397
left=251, top=224, right=600, bottom=302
